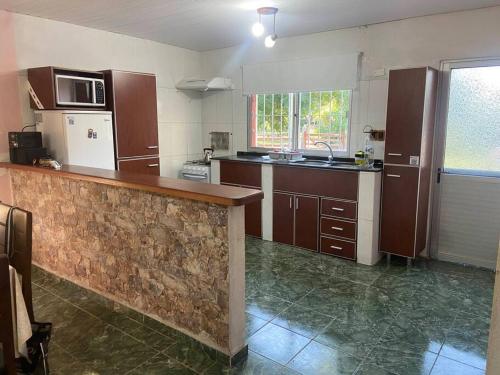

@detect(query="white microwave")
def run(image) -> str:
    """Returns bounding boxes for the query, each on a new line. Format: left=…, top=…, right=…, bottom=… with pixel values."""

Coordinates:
left=55, top=74, right=105, bottom=107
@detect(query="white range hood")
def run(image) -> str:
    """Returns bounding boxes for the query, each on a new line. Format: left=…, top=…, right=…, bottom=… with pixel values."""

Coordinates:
left=175, top=77, right=233, bottom=92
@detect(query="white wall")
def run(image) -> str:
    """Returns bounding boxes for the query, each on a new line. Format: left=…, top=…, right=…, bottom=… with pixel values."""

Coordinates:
left=200, top=6, right=500, bottom=159
left=12, top=13, right=203, bottom=178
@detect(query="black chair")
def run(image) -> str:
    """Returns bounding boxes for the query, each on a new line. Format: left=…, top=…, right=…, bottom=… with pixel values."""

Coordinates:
left=0, top=204, right=52, bottom=375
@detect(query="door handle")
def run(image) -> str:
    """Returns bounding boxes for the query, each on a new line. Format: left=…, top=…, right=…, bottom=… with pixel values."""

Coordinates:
left=147, top=145, right=158, bottom=149
left=330, top=245, right=342, bottom=250
left=289, top=196, right=292, bottom=209
left=437, top=167, right=442, bottom=184
left=387, top=174, right=400, bottom=178
left=388, top=153, right=402, bottom=156
left=331, top=226, right=344, bottom=231
left=147, top=163, right=159, bottom=167
left=295, top=197, right=299, bottom=210
left=331, top=207, right=344, bottom=212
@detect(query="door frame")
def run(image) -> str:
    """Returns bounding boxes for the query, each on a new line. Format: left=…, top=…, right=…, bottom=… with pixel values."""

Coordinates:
left=429, top=57, right=500, bottom=259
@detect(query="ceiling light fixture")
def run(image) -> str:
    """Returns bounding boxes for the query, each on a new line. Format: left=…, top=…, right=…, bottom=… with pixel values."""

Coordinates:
left=253, top=7, right=278, bottom=47
left=251, top=14, right=265, bottom=37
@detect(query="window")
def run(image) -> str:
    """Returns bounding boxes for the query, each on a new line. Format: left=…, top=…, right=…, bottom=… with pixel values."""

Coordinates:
left=248, top=90, right=351, bottom=155
left=443, top=64, right=500, bottom=177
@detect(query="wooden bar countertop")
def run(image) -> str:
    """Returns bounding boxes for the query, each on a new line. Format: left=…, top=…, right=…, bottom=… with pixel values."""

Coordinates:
left=0, top=163, right=263, bottom=207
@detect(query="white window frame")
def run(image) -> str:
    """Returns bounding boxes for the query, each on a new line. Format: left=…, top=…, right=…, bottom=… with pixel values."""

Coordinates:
left=247, top=91, right=352, bottom=157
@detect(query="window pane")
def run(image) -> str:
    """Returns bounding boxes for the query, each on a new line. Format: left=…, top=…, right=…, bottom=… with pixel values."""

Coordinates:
left=249, top=94, right=292, bottom=149
left=444, top=66, right=500, bottom=175
left=298, top=90, right=351, bottom=152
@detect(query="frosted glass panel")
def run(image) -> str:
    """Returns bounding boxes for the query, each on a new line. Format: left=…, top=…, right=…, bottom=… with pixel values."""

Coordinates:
left=444, top=66, right=500, bottom=176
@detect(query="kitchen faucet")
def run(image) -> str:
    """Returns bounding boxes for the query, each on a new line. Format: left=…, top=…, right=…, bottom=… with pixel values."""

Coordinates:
left=314, top=141, right=335, bottom=163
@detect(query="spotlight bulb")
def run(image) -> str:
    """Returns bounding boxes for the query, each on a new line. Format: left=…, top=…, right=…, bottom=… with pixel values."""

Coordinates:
left=252, top=22, right=264, bottom=37
left=265, top=34, right=277, bottom=48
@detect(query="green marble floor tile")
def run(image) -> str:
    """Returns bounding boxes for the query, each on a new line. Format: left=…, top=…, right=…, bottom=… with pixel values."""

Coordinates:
left=246, top=292, right=292, bottom=320
left=248, top=324, right=310, bottom=365
left=247, top=312, right=269, bottom=338
left=315, top=312, right=392, bottom=358
left=366, top=348, right=437, bottom=375
left=163, top=336, right=218, bottom=372
left=128, top=324, right=176, bottom=351
left=371, top=275, right=417, bottom=304
left=328, top=264, right=384, bottom=286
left=378, top=319, right=445, bottom=355
left=355, top=363, right=398, bottom=375
left=127, top=353, right=197, bottom=374
left=287, top=340, right=361, bottom=375
left=440, top=313, right=490, bottom=370
left=430, top=356, right=485, bottom=375
left=271, top=304, right=334, bottom=339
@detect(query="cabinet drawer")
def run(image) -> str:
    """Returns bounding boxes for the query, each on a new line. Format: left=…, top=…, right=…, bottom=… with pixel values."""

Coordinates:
left=321, top=198, right=357, bottom=220
left=220, top=161, right=261, bottom=188
left=118, top=157, right=160, bottom=176
left=273, top=166, right=358, bottom=201
left=320, top=217, right=356, bottom=240
left=320, top=236, right=356, bottom=259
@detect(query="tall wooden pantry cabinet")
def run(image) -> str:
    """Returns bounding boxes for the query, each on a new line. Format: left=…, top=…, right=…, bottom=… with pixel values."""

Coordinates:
left=103, top=70, right=160, bottom=175
left=380, top=67, right=438, bottom=259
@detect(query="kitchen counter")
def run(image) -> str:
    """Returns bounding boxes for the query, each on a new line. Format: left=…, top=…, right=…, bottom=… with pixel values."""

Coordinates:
left=0, top=163, right=263, bottom=206
left=212, top=153, right=383, bottom=172
left=0, top=162, right=254, bottom=363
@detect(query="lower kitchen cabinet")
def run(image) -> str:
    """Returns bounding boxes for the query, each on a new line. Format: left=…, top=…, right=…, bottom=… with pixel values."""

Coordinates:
left=245, top=200, right=262, bottom=238
left=380, top=165, right=419, bottom=257
left=118, top=157, right=160, bottom=176
left=294, top=196, right=319, bottom=251
left=273, top=192, right=318, bottom=251
left=273, top=192, right=294, bottom=245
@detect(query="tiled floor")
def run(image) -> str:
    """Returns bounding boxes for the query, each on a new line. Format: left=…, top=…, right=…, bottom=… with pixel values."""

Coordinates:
left=31, top=237, right=494, bottom=374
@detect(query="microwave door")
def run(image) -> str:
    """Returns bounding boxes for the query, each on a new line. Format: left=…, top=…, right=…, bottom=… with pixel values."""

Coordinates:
left=55, top=75, right=95, bottom=106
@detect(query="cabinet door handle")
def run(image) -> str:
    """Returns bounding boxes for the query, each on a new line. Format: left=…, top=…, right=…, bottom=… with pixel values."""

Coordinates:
left=147, top=145, right=159, bottom=149
left=388, top=153, right=402, bottom=156
left=147, top=163, right=159, bottom=167
left=289, top=197, right=292, bottom=209
left=331, top=226, right=344, bottom=231
left=295, top=197, right=299, bottom=210
left=331, top=207, right=344, bottom=212
left=330, top=245, right=342, bottom=250
left=387, top=174, right=400, bottom=178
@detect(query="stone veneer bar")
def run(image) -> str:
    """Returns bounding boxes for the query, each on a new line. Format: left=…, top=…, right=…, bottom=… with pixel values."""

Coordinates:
left=1, top=163, right=263, bottom=363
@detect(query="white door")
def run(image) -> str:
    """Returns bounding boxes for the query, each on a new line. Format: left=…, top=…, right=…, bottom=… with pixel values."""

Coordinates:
left=64, top=113, right=115, bottom=170
left=430, top=59, right=500, bottom=269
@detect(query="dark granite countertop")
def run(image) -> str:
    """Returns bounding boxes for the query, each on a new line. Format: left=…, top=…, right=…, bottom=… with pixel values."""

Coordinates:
left=213, top=152, right=383, bottom=172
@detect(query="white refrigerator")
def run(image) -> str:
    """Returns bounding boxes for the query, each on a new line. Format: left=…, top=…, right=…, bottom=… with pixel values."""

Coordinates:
left=35, top=110, right=115, bottom=170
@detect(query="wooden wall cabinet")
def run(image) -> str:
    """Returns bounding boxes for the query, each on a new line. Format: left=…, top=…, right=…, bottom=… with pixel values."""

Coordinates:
left=380, top=67, right=438, bottom=258
left=220, top=161, right=262, bottom=238
left=103, top=70, right=160, bottom=175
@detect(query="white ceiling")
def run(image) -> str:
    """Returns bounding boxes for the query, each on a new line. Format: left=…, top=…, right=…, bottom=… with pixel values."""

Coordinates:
left=2, top=0, right=500, bottom=51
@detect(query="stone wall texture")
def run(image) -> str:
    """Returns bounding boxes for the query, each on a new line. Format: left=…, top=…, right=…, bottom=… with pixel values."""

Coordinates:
left=11, top=170, right=231, bottom=349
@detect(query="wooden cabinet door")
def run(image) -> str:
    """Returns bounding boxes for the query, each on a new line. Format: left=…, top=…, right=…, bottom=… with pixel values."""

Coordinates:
left=294, top=195, right=319, bottom=251
left=220, top=161, right=262, bottom=188
left=385, top=68, right=427, bottom=165
left=110, top=71, right=159, bottom=158
left=380, top=166, right=419, bottom=257
left=245, top=200, right=262, bottom=238
left=118, top=157, right=160, bottom=176
left=273, top=192, right=294, bottom=245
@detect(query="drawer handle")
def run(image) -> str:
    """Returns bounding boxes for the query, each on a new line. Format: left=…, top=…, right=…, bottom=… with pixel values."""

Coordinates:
left=289, top=197, right=292, bottom=209
left=388, top=153, right=402, bottom=156
left=331, top=207, right=344, bottom=212
left=387, top=174, right=400, bottom=178
left=331, top=226, right=344, bottom=231
left=147, top=163, right=159, bottom=167
left=147, top=145, right=159, bottom=149
left=330, top=245, right=342, bottom=250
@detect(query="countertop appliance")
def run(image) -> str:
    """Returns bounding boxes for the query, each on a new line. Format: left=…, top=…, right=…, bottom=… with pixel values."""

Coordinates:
left=55, top=74, right=105, bottom=107
left=35, top=110, right=115, bottom=170
left=181, top=160, right=211, bottom=183
left=8, top=132, right=47, bottom=165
